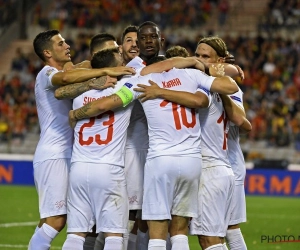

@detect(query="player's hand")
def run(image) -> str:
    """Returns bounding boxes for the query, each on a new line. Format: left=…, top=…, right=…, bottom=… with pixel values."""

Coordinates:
left=192, top=57, right=207, bottom=72
left=234, top=64, right=244, bottom=81
left=194, top=60, right=206, bottom=72
left=104, top=66, right=136, bottom=77
left=89, top=76, right=118, bottom=90
left=209, top=64, right=225, bottom=77
left=134, top=80, right=161, bottom=102
left=69, top=110, right=77, bottom=129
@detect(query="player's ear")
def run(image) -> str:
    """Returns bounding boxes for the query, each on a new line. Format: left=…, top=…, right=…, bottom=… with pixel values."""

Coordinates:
left=160, top=37, right=165, bottom=48
left=43, top=49, right=52, bottom=59
left=119, top=45, right=123, bottom=54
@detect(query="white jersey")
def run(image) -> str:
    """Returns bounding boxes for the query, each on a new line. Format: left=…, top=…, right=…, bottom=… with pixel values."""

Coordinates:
left=228, top=88, right=246, bottom=183
left=33, top=65, right=73, bottom=163
left=123, top=68, right=215, bottom=159
left=125, top=56, right=149, bottom=150
left=71, top=76, right=134, bottom=166
left=126, top=56, right=146, bottom=75
left=198, top=91, right=231, bottom=167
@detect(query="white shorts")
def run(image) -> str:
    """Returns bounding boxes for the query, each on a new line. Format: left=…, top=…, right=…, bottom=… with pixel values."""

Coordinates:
left=189, top=165, right=235, bottom=237
left=33, top=158, right=70, bottom=219
left=142, top=155, right=202, bottom=220
left=228, top=183, right=246, bottom=225
left=66, top=162, right=128, bottom=234
left=124, top=148, right=147, bottom=210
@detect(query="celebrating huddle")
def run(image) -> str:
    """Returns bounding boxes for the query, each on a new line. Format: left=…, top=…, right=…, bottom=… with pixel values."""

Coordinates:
left=28, top=21, right=251, bottom=250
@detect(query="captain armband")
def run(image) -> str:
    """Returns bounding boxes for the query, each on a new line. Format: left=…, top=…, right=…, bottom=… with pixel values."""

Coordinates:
left=115, top=86, right=134, bottom=107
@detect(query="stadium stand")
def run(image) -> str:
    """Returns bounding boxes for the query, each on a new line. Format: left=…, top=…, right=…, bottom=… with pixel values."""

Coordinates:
left=0, top=0, right=299, bottom=164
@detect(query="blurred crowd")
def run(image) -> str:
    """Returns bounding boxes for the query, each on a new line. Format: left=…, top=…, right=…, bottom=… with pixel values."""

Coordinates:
left=0, top=0, right=300, bottom=156
left=0, top=0, right=38, bottom=36
left=0, top=48, right=41, bottom=144
left=259, top=0, right=300, bottom=32
left=0, top=0, right=17, bottom=36
left=31, top=0, right=229, bottom=31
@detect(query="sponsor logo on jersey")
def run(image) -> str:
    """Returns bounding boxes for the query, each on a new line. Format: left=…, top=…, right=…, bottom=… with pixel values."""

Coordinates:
left=45, top=68, right=55, bottom=76
left=124, top=82, right=133, bottom=88
left=162, top=78, right=181, bottom=88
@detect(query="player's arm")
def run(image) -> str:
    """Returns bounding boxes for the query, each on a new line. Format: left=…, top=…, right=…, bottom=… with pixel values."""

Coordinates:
left=69, top=85, right=134, bottom=128
left=207, top=63, right=241, bottom=79
left=141, top=56, right=242, bottom=80
left=220, top=94, right=252, bottom=133
left=140, top=57, right=206, bottom=75
left=55, top=76, right=117, bottom=100
left=210, top=75, right=239, bottom=95
left=134, top=80, right=209, bottom=108
left=63, top=60, right=92, bottom=71
left=224, top=53, right=245, bottom=81
left=51, top=66, right=135, bottom=86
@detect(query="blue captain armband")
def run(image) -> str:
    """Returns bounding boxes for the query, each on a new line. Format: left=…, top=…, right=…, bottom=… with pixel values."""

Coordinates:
left=115, top=86, right=134, bottom=107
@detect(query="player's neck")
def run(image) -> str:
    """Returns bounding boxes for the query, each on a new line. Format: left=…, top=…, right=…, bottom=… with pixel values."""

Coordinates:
left=46, top=59, right=66, bottom=70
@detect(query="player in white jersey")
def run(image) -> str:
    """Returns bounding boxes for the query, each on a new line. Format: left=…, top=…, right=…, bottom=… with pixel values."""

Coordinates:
left=195, top=37, right=251, bottom=250
left=68, top=48, right=239, bottom=250
left=61, top=48, right=135, bottom=250
left=123, top=22, right=239, bottom=250
left=119, top=25, right=148, bottom=250
left=190, top=36, right=251, bottom=250
left=225, top=86, right=252, bottom=250
left=189, top=88, right=235, bottom=250
left=28, top=30, right=135, bottom=250
left=120, top=25, right=146, bottom=213
left=54, top=27, right=215, bottom=250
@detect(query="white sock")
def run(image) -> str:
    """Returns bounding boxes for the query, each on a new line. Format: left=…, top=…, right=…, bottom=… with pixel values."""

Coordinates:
left=62, top=234, right=85, bottom=250
left=104, top=236, right=123, bottom=250
left=42, top=223, right=59, bottom=238
left=148, top=239, right=166, bottom=250
left=95, top=232, right=105, bottom=250
left=136, top=229, right=149, bottom=250
left=205, top=243, right=223, bottom=250
left=28, top=223, right=59, bottom=250
left=226, top=228, right=247, bottom=250
left=170, top=235, right=189, bottom=250
left=128, top=233, right=137, bottom=250
left=83, top=235, right=97, bottom=250
left=222, top=243, right=229, bottom=250
left=166, top=233, right=171, bottom=250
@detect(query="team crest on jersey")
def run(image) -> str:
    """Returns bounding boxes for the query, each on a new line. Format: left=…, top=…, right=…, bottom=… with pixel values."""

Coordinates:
left=125, top=82, right=133, bottom=88
left=46, top=68, right=55, bottom=76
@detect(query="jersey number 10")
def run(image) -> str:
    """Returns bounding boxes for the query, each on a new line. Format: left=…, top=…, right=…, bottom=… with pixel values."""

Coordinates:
left=160, top=100, right=196, bottom=130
